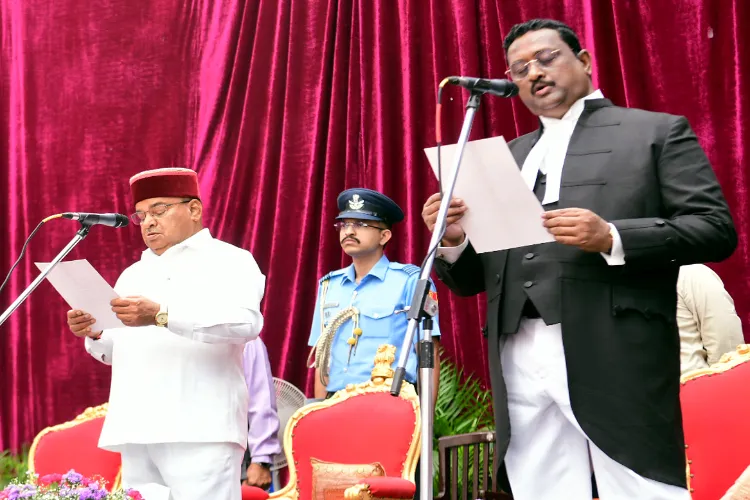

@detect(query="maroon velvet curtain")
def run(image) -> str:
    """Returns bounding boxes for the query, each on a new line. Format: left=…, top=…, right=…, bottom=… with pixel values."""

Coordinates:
left=1, top=0, right=748, bottom=451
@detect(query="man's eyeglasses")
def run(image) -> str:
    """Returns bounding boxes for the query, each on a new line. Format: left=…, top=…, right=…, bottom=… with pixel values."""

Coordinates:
left=333, top=221, right=386, bottom=231
left=130, top=200, right=192, bottom=225
left=505, top=49, right=562, bottom=81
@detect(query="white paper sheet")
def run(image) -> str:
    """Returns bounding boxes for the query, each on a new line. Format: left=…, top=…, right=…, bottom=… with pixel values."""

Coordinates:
left=35, top=259, right=124, bottom=331
left=424, top=135, right=554, bottom=253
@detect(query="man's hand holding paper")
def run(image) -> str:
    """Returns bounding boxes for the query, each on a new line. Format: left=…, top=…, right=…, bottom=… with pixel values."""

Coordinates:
left=66, top=309, right=102, bottom=339
left=423, top=136, right=554, bottom=252
left=36, top=259, right=125, bottom=331
left=423, top=136, right=615, bottom=253
left=110, top=296, right=160, bottom=327
left=421, top=193, right=468, bottom=247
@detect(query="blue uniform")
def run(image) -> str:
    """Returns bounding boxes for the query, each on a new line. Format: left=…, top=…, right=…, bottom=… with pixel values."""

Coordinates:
left=308, top=255, right=441, bottom=392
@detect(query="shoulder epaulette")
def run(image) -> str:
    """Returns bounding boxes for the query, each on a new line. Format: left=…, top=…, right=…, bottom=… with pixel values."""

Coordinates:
left=389, top=262, right=421, bottom=276
left=319, top=268, right=345, bottom=284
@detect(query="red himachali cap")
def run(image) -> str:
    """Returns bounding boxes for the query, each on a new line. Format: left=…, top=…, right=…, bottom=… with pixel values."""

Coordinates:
left=129, top=168, right=201, bottom=204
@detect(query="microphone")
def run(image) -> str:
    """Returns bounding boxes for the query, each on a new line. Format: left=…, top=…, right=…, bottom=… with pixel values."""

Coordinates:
left=447, top=77, right=519, bottom=98
left=62, top=212, right=129, bottom=228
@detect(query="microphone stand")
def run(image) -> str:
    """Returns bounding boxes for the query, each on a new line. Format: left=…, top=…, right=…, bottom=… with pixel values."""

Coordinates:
left=390, top=90, right=484, bottom=500
left=0, top=224, right=92, bottom=327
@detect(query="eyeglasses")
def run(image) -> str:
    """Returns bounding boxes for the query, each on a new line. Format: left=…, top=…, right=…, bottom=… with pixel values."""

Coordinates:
left=333, top=221, right=386, bottom=231
left=130, top=200, right=192, bottom=225
left=505, top=49, right=562, bottom=81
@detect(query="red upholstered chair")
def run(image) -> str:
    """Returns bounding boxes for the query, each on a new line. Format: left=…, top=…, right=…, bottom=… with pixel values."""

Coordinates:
left=269, top=344, right=420, bottom=500
left=242, top=484, right=271, bottom=500
left=28, top=404, right=122, bottom=490
left=680, top=344, right=750, bottom=500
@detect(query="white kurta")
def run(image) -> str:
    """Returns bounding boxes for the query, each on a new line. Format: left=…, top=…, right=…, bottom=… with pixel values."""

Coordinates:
left=84, top=228, right=265, bottom=451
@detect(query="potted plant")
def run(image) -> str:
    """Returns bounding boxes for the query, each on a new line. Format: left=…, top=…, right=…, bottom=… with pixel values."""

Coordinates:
left=0, top=448, right=28, bottom=490
left=432, top=347, right=495, bottom=492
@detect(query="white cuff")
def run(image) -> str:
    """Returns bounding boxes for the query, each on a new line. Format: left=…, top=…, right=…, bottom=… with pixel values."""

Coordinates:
left=600, top=223, right=625, bottom=266
left=436, top=237, right=470, bottom=264
left=84, top=335, right=110, bottom=363
left=166, top=304, right=194, bottom=340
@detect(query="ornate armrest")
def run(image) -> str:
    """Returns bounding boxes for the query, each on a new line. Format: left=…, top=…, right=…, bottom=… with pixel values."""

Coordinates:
left=241, top=485, right=270, bottom=500
left=344, top=477, right=416, bottom=499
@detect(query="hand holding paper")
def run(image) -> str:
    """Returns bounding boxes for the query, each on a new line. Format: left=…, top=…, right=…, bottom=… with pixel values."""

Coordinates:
left=421, top=193, right=468, bottom=246
left=542, top=207, right=613, bottom=253
left=111, top=296, right=160, bottom=327
left=66, top=309, right=101, bottom=338
left=423, top=136, right=553, bottom=253
left=36, top=259, right=124, bottom=331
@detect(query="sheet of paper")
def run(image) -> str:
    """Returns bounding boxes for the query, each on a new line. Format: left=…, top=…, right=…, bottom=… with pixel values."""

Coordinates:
left=35, top=259, right=124, bottom=331
left=424, top=135, right=554, bottom=253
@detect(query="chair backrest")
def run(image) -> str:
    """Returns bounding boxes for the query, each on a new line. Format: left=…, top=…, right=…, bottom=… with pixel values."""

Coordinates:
left=436, top=431, right=498, bottom=500
left=28, top=404, right=122, bottom=490
left=271, top=344, right=420, bottom=500
left=680, top=344, right=750, bottom=500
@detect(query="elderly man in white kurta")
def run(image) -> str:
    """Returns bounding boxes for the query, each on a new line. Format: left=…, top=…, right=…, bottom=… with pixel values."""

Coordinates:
left=66, top=167, right=264, bottom=500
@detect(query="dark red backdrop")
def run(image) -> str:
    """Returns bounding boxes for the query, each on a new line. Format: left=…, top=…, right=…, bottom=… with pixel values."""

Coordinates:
left=1, top=0, right=748, bottom=450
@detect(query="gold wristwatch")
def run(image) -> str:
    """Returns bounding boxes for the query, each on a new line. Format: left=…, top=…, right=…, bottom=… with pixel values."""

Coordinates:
left=155, top=304, right=168, bottom=327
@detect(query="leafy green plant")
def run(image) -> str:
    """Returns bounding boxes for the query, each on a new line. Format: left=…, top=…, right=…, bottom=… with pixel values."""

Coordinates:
left=432, top=347, right=494, bottom=492
left=0, top=445, right=29, bottom=489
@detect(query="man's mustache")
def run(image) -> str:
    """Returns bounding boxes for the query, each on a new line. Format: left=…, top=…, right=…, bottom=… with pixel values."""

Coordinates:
left=341, top=236, right=359, bottom=244
left=531, top=79, right=555, bottom=94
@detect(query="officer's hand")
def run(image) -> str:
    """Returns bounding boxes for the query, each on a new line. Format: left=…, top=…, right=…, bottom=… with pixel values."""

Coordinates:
left=422, top=193, right=467, bottom=247
left=110, top=296, right=160, bottom=327
left=243, top=463, right=272, bottom=490
left=542, top=208, right=613, bottom=253
left=67, top=310, right=102, bottom=339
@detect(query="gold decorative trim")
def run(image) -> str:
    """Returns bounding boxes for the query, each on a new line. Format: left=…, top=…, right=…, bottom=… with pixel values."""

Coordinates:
left=370, top=345, right=395, bottom=381
left=343, top=482, right=405, bottom=500
left=681, top=344, right=750, bottom=495
left=28, top=403, right=122, bottom=490
left=270, top=345, right=421, bottom=500
left=113, top=469, right=122, bottom=490
left=344, top=483, right=372, bottom=500
left=680, top=344, right=750, bottom=385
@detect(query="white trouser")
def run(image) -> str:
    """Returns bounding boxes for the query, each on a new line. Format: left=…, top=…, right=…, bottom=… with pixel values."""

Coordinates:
left=501, top=318, right=690, bottom=500
left=119, top=442, right=244, bottom=500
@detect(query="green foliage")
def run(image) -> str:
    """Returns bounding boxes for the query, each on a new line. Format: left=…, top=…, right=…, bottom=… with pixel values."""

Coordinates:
left=432, top=348, right=494, bottom=493
left=0, top=446, right=29, bottom=489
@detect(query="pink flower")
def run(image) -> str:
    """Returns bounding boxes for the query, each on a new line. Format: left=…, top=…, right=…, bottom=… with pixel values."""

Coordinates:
left=39, top=473, right=63, bottom=486
left=127, top=490, right=144, bottom=500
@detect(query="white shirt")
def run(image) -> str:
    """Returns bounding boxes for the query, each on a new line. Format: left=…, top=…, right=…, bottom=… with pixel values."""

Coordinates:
left=520, top=89, right=604, bottom=205
left=677, top=264, right=744, bottom=374
left=85, top=228, right=265, bottom=450
left=438, top=90, right=624, bottom=266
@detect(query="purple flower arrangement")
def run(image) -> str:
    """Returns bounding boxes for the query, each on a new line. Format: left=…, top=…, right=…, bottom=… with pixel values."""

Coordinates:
left=0, top=470, right=142, bottom=500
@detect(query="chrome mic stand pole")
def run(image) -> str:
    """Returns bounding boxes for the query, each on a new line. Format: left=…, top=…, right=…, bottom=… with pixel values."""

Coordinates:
left=390, top=91, right=484, bottom=500
left=0, top=225, right=91, bottom=327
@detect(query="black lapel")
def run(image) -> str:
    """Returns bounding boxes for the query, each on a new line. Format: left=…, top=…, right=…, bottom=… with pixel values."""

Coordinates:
left=558, top=99, right=620, bottom=204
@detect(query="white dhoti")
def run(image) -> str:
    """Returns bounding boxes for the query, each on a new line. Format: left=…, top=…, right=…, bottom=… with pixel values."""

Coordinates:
left=501, top=318, right=690, bottom=500
left=120, top=442, right=244, bottom=500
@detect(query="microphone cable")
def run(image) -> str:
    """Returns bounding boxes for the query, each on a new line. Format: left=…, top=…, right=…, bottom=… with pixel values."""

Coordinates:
left=0, top=213, right=63, bottom=297
left=416, top=77, right=452, bottom=276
